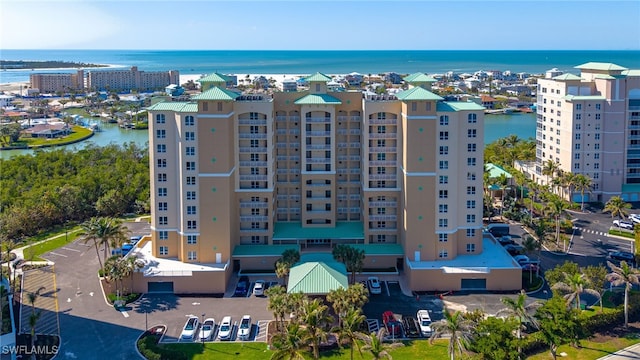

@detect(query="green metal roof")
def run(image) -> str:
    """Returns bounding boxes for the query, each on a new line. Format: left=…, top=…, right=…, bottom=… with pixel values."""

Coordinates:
left=404, top=72, right=437, bottom=83
left=349, top=244, right=404, bottom=256
left=622, top=184, right=640, bottom=193
left=486, top=163, right=513, bottom=179
left=146, top=102, right=198, bottom=112
left=192, top=86, right=240, bottom=101
left=198, top=73, right=230, bottom=83
left=294, top=93, right=342, bottom=105
left=305, top=72, right=332, bottom=82
left=575, top=62, right=627, bottom=71
left=232, top=244, right=299, bottom=257
left=563, top=95, right=606, bottom=101
left=593, top=74, right=617, bottom=80
left=553, top=73, right=582, bottom=81
left=436, top=101, right=485, bottom=112
left=273, top=221, right=363, bottom=240
left=396, top=86, right=443, bottom=101
left=288, top=253, right=347, bottom=294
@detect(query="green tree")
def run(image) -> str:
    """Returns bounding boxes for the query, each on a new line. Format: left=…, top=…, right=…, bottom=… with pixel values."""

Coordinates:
left=604, top=196, right=632, bottom=219
left=275, top=261, right=292, bottom=287
left=496, top=290, right=541, bottom=352
left=535, top=294, right=582, bottom=360
left=573, top=174, right=592, bottom=211
left=270, top=322, right=308, bottom=360
left=333, top=308, right=366, bottom=360
left=471, top=316, right=520, bottom=360
left=104, top=255, right=126, bottom=301
left=544, top=261, right=580, bottom=288
left=26, top=287, right=45, bottom=360
left=266, top=285, right=287, bottom=332
left=80, top=217, right=128, bottom=272
left=542, top=160, right=561, bottom=193
left=429, top=311, right=475, bottom=360
left=546, top=196, right=568, bottom=248
left=606, top=260, right=640, bottom=327
left=358, top=328, right=404, bottom=360
left=551, top=272, right=601, bottom=310
left=332, top=244, right=365, bottom=285
left=300, top=298, right=333, bottom=360
left=522, top=236, right=541, bottom=283
left=582, top=264, right=608, bottom=313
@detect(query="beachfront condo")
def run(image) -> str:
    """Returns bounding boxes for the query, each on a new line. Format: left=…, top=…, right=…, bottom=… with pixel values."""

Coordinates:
left=518, top=62, right=640, bottom=203
left=136, top=72, right=522, bottom=295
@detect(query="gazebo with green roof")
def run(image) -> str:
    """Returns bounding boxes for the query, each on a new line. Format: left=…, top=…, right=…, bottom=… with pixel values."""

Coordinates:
left=198, top=73, right=231, bottom=91
left=287, top=253, right=348, bottom=295
left=404, top=72, right=438, bottom=90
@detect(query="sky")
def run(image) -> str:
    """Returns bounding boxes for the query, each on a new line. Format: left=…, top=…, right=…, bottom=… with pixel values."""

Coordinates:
left=1, top=0, right=639, bottom=50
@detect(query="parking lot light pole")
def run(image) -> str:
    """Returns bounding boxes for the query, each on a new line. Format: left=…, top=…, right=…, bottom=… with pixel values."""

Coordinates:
left=201, top=313, right=205, bottom=344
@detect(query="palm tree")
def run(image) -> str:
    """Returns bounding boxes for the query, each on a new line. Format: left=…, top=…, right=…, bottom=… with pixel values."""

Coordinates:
left=606, top=261, right=640, bottom=327
left=104, top=255, right=126, bottom=302
left=551, top=272, right=601, bottom=310
left=327, top=287, right=350, bottom=326
left=542, top=160, right=561, bottom=193
left=80, top=217, right=128, bottom=272
left=27, top=287, right=45, bottom=359
left=430, top=311, right=475, bottom=360
left=522, top=236, right=541, bottom=282
left=546, top=196, right=568, bottom=248
left=300, top=298, right=333, bottom=360
left=266, top=285, right=287, bottom=332
left=496, top=290, right=542, bottom=356
left=573, top=174, right=592, bottom=211
left=332, top=244, right=365, bottom=284
left=334, top=308, right=366, bottom=360
left=270, top=322, right=308, bottom=360
left=275, top=260, right=292, bottom=286
left=358, top=328, right=404, bottom=360
left=604, top=196, right=632, bottom=219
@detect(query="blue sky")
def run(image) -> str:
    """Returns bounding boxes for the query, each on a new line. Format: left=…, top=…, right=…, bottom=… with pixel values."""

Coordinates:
left=1, top=0, right=639, bottom=50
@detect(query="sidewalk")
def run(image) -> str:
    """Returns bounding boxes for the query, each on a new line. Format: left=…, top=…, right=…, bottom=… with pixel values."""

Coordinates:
left=597, top=342, right=640, bottom=359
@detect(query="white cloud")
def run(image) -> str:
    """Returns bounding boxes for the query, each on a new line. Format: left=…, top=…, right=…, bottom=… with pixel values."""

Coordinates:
left=0, top=1, right=122, bottom=49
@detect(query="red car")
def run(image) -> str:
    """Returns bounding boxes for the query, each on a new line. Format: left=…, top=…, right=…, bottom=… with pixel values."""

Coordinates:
left=382, top=311, right=402, bottom=336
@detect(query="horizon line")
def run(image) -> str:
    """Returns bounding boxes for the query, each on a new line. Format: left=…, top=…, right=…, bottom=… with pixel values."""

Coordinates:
left=3, top=49, right=640, bottom=52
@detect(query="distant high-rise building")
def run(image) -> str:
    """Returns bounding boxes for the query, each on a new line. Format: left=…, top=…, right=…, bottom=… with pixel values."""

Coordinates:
left=29, top=70, right=84, bottom=93
left=86, top=66, right=179, bottom=92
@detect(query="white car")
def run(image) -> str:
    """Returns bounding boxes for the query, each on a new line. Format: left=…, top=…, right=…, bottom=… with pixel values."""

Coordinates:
left=238, top=315, right=252, bottom=340
left=628, top=214, right=640, bottom=224
left=368, top=276, right=382, bottom=295
left=613, top=219, right=634, bottom=230
left=218, top=316, right=232, bottom=340
left=180, top=316, right=199, bottom=341
left=416, top=310, right=432, bottom=336
left=199, top=318, right=215, bottom=341
left=253, top=280, right=265, bottom=296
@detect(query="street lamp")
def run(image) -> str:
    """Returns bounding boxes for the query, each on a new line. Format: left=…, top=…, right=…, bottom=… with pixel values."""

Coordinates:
left=201, top=313, right=205, bottom=344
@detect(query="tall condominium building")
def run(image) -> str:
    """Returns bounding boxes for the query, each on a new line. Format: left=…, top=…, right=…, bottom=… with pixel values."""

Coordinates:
left=522, top=62, right=640, bottom=202
left=138, top=72, right=521, bottom=294
left=86, top=66, right=179, bottom=92
left=29, top=70, right=84, bottom=93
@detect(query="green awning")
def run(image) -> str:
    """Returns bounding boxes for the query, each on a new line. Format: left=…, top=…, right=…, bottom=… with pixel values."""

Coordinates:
left=273, top=222, right=364, bottom=240
left=349, top=244, right=404, bottom=256
left=232, top=244, right=299, bottom=257
left=622, top=184, right=640, bottom=193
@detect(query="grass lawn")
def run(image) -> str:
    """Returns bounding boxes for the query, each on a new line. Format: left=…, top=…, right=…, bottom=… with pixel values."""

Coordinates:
left=21, top=125, right=93, bottom=148
left=526, top=335, right=640, bottom=360
left=23, top=227, right=82, bottom=261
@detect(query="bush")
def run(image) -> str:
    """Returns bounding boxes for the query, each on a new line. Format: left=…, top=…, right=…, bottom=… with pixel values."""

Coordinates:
left=107, top=292, right=140, bottom=305
left=137, top=332, right=187, bottom=360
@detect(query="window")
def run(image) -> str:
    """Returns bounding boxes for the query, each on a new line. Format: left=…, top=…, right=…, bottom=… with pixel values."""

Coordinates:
left=187, top=191, right=196, bottom=200
left=574, top=163, right=580, bottom=169
left=250, top=125, right=259, bottom=134
left=466, top=200, right=476, bottom=209
left=158, top=202, right=167, bottom=211
left=466, top=229, right=476, bottom=237
left=159, top=231, right=168, bottom=240
left=251, top=236, right=262, bottom=244
left=439, top=190, right=448, bottom=198
left=594, top=153, right=600, bottom=159
left=158, top=188, right=167, bottom=197
left=467, top=143, right=476, bottom=152
left=188, top=251, right=197, bottom=260
left=187, top=205, right=197, bottom=215
left=595, top=133, right=600, bottom=140
left=439, top=146, right=449, bottom=155
left=466, top=243, right=476, bottom=253
left=376, top=235, right=386, bottom=243
left=158, top=216, right=167, bottom=225
left=574, top=153, right=580, bottom=160
left=251, top=139, right=259, bottom=148
left=156, top=144, right=166, bottom=153
left=439, top=250, right=448, bottom=258
left=156, top=114, right=165, bottom=124
left=217, top=102, right=223, bottom=111
left=186, top=161, right=196, bottom=171
left=593, top=173, right=599, bottom=179
left=439, top=131, right=449, bottom=140
left=466, top=186, right=476, bottom=195
left=438, top=234, right=448, bottom=242
left=411, top=102, right=417, bottom=111
left=376, top=167, right=386, bottom=174
left=576, top=114, right=581, bottom=120
left=595, top=104, right=601, bottom=110
left=576, top=104, right=582, bottom=110
left=186, top=147, right=195, bottom=156
left=425, top=102, right=431, bottom=111
left=594, top=163, right=600, bottom=169
left=439, top=175, right=448, bottom=184
left=467, top=157, right=476, bottom=166
left=157, top=159, right=167, bottom=168
left=575, top=134, right=581, bottom=140
left=439, top=204, right=448, bottom=213
left=438, top=219, right=448, bottom=228
left=466, top=214, right=476, bottom=223
left=377, top=139, right=385, bottom=147
left=186, top=176, right=196, bottom=185
left=575, top=124, right=581, bottom=130
left=185, top=132, right=195, bottom=141
left=187, top=235, right=197, bottom=244
left=467, top=129, right=477, bottom=138
left=159, top=246, right=168, bottom=255
left=187, top=220, right=197, bottom=229
left=157, top=173, right=167, bottom=182
left=251, top=222, right=260, bottom=229
left=377, top=221, right=386, bottom=228
left=377, top=153, right=386, bottom=161
left=185, top=115, right=194, bottom=126
left=377, top=208, right=386, bottom=215
left=156, top=129, right=166, bottom=139
left=468, top=113, right=477, bottom=123
left=575, top=144, right=580, bottom=150
left=439, top=160, right=449, bottom=170
left=377, top=126, right=386, bottom=133
left=203, top=102, right=208, bottom=111
left=439, top=115, right=449, bottom=126
left=594, top=143, right=600, bottom=150
left=467, top=172, right=476, bottom=181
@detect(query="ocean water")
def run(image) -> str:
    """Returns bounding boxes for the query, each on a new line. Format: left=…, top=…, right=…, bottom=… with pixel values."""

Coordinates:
left=2, top=50, right=640, bottom=84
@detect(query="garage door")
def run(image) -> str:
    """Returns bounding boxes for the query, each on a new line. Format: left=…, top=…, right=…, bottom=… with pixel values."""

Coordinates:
left=461, top=279, right=486, bottom=290
left=148, top=282, right=174, bottom=293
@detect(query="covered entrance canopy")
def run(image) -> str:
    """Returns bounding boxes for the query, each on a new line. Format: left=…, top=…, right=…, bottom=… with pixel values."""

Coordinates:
left=287, top=253, right=348, bottom=295
left=273, top=221, right=364, bottom=248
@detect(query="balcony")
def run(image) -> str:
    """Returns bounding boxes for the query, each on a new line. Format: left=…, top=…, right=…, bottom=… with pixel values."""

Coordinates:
left=275, top=116, right=287, bottom=122
left=239, top=147, right=268, bottom=153
left=239, top=202, right=269, bottom=208
left=369, top=227, right=398, bottom=232
left=350, top=116, right=362, bottom=121
left=306, top=182, right=331, bottom=187
left=277, top=208, right=301, bottom=214
left=337, top=155, right=361, bottom=161
left=306, top=158, right=331, bottom=164
left=337, top=168, right=362, bottom=175
left=307, top=144, right=332, bottom=150
left=368, top=133, right=397, bottom=139
left=239, top=215, right=270, bottom=222
left=237, top=95, right=270, bottom=102
left=369, top=118, right=396, bottom=125
left=239, top=228, right=269, bottom=233
left=239, top=161, right=268, bottom=167
left=307, top=131, right=331, bottom=137
left=369, top=201, right=397, bottom=207
left=369, top=160, right=397, bottom=166
left=337, top=129, right=362, bottom=135
left=239, top=133, right=267, bottom=139
left=239, top=119, right=267, bottom=125
left=306, top=117, right=332, bottom=123
left=369, top=174, right=397, bottom=180
left=306, top=196, right=331, bottom=201
left=239, top=174, right=268, bottom=181
left=369, top=147, right=397, bottom=153
left=368, top=215, right=397, bottom=221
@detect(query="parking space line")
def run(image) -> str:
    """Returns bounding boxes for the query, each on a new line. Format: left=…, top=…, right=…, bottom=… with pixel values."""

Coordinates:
left=255, top=320, right=269, bottom=342
left=48, top=252, right=67, bottom=257
left=61, top=247, right=81, bottom=252
left=383, top=281, right=390, bottom=297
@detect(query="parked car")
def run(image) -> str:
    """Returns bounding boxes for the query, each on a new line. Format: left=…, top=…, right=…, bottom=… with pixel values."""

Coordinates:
left=498, top=235, right=516, bottom=246
left=235, top=276, right=250, bottom=296
left=521, top=262, right=539, bottom=272
left=486, top=223, right=510, bottom=237
left=218, top=316, right=233, bottom=340
left=629, top=214, right=640, bottom=223
left=180, top=316, right=199, bottom=341
left=121, top=243, right=134, bottom=254
left=613, top=219, right=634, bottom=230
left=504, top=244, right=525, bottom=255
left=382, top=311, right=402, bottom=337
left=416, top=309, right=432, bottom=336
left=608, top=251, right=635, bottom=264
left=130, top=235, right=142, bottom=245
left=253, top=280, right=265, bottom=296
left=238, top=315, right=252, bottom=340
left=513, top=255, right=530, bottom=265
left=368, top=276, right=382, bottom=295
left=199, top=318, right=215, bottom=341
